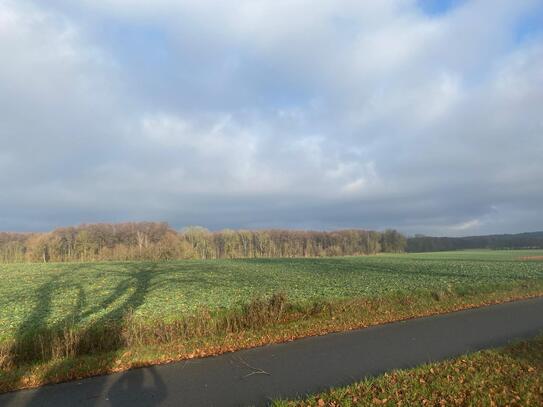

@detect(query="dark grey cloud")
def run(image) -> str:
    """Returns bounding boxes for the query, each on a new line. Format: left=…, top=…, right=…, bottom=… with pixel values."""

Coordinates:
left=1, top=0, right=542, bottom=235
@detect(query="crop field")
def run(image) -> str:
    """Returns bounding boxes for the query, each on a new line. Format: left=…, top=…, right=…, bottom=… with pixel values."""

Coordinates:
left=1, top=249, right=543, bottom=392
left=1, top=250, right=543, bottom=342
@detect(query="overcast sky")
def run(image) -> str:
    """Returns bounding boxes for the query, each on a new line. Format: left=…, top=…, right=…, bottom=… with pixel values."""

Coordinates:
left=1, top=0, right=542, bottom=236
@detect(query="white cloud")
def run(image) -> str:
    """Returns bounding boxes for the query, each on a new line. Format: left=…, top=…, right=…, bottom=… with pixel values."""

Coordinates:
left=0, top=0, right=542, bottom=233
left=450, top=219, right=482, bottom=232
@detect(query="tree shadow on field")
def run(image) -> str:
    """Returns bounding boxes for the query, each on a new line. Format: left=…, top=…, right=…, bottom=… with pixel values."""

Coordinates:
left=1, top=262, right=169, bottom=406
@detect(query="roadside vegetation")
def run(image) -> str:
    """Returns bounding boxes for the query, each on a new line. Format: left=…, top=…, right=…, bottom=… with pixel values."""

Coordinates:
left=274, top=335, right=543, bottom=406
left=0, top=250, right=542, bottom=392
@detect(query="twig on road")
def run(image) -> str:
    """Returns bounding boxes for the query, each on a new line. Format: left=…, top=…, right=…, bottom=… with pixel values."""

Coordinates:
left=231, top=355, right=271, bottom=378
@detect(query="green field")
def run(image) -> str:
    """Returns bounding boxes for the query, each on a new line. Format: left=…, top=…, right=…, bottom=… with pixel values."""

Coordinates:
left=1, top=250, right=543, bottom=342
left=1, top=249, right=543, bottom=392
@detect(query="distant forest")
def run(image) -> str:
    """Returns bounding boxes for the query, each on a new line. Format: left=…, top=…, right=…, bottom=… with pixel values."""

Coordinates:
left=407, top=231, right=543, bottom=252
left=2, top=223, right=541, bottom=263
left=0, top=223, right=406, bottom=263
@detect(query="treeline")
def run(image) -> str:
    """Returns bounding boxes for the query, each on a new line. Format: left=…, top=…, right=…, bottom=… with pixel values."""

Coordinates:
left=407, top=231, right=543, bottom=252
left=0, top=222, right=407, bottom=263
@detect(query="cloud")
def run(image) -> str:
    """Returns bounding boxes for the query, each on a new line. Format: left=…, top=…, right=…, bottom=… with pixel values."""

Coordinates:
left=450, top=219, right=482, bottom=232
left=0, top=0, right=542, bottom=235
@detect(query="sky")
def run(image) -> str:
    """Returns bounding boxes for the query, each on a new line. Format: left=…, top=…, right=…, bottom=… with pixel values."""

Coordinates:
left=1, top=0, right=542, bottom=236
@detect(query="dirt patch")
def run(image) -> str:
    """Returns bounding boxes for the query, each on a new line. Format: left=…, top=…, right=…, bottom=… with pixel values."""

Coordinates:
left=518, top=256, right=543, bottom=261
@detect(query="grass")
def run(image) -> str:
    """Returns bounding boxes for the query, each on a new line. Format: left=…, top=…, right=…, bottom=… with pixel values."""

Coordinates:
left=0, top=249, right=543, bottom=392
left=274, top=335, right=543, bottom=406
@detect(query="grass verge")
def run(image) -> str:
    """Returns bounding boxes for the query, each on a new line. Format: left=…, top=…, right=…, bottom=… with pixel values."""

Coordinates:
left=274, top=335, right=543, bottom=407
left=1, top=283, right=542, bottom=394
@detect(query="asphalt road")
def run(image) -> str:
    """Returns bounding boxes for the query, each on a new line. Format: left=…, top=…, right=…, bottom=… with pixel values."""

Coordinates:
left=2, top=297, right=543, bottom=407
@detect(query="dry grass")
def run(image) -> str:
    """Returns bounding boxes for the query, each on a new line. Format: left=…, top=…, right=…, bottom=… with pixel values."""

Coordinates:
left=518, top=256, right=543, bottom=261
left=275, top=336, right=543, bottom=406
left=0, top=293, right=291, bottom=370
